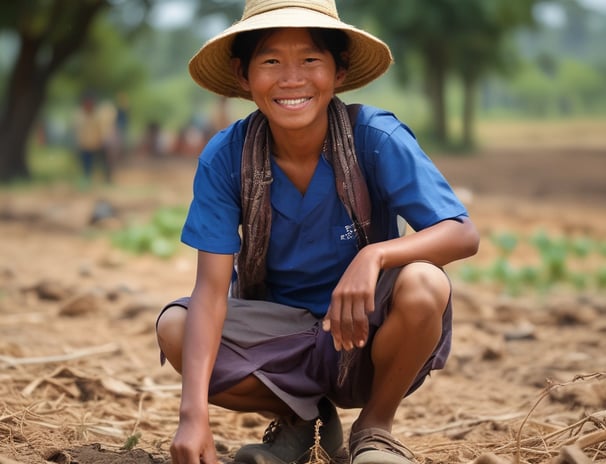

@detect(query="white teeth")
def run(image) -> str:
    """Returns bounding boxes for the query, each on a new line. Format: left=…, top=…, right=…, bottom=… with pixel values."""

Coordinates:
left=277, top=98, right=308, bottom=105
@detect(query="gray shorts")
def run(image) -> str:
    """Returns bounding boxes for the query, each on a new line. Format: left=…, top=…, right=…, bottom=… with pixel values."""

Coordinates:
left=156, top=266, right=452, bottom=420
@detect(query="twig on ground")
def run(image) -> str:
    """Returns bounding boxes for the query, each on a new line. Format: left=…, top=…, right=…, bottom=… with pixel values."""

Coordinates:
left=572, top=430, right=606, bottom=449
left=0, top=343, right=121, bottom=367
left=395, top=412, right=526, bottom=436
left=138, top=383, right=181, bottom=393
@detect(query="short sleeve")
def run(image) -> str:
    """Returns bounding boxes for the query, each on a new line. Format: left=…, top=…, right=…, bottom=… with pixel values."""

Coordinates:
left=180, top=128, right=244, bottom=254
left=354, top=107, right=468, bottom=232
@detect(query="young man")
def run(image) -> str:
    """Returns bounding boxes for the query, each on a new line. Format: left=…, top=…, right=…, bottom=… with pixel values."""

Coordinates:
left=156, top=1, right=480, bottom=463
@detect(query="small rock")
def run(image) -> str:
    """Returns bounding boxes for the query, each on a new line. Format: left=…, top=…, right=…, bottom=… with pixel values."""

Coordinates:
left=98, top=251, right=125, bottom=269
left=503, top=322, right=536, bottom=341
left=551, top=304, right=598, bottom=326
left=89, top=199, right=116, bottom=225
left=31, top=280, right=72, bottom=301
left=78, top=263, right=94, bottom=277
left=0, top=266, right=15, bottom=280
left=59, top=293, right=103, bottom=317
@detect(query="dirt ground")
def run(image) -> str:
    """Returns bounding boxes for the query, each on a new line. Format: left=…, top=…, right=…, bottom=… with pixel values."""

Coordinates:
left=1, top=121, right=605, bottom=464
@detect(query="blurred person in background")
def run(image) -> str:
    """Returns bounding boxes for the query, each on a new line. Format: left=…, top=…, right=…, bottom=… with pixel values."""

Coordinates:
left=97, top=98, right=119, bottom=181
left=114, top=92, right=130, bottom=159
left=209, top=95, right=233, bottom=135
left=73, top=93, right=112, bottom=185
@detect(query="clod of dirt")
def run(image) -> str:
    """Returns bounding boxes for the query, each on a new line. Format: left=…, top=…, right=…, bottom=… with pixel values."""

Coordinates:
left=548, top=301, right=599, bottom=326
left=29, top=280, right=72, bottom=301
left=46, top=444, right=168, bottom=464
left=119, top=301, right=157, bottom=320
left=45, top=449, right=73, bottom=463
left=0, top=266, right=16, bottom=280
left=59, top=292, right=104, bottom=317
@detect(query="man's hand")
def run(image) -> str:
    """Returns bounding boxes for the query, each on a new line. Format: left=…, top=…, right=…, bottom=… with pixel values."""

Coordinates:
left=322, top=245, right=381, bottom=351
left=170, top=417, right=218, bottom=464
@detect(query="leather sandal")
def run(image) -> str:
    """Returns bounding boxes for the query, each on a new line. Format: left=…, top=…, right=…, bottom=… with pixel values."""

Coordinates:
left=349, top=427, right=416, bottom=464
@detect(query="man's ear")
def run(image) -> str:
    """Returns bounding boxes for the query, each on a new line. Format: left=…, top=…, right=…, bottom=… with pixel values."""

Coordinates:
left=231, top=58, right=250, bottom=92
left=335, top=52, right=349, bottom=86
left=335, top=67, right=347, bottom=86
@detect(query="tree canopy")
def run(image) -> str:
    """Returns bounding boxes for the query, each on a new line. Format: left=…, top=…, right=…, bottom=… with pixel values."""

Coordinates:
left=344, top=0, right=537, bottom=147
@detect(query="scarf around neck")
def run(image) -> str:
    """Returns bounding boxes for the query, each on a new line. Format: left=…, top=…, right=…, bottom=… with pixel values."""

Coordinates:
left=233, top=97, right=372, bottom=300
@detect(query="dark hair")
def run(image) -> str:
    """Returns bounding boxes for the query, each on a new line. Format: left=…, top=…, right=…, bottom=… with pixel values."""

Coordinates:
left=231, top=28, right=350, bottom=79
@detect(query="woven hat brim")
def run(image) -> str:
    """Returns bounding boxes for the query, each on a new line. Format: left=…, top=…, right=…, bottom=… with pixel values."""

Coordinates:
left=188, top=7, right=393, bottom=99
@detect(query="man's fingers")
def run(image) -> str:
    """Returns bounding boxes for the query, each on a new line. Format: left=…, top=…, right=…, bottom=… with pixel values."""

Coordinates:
left=351, top=297, right=369, bottom=348
left=325, top=300, right=343, bottom=351
left=327, top=294, right=372, bottom=351
left=323, top=317, right=345, bottom=351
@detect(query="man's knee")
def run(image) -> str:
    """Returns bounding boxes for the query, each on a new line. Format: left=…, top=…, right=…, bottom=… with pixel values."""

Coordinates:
left=391, top=262, right=450, bottom=326
left=156, top=305, right=187, bottom=372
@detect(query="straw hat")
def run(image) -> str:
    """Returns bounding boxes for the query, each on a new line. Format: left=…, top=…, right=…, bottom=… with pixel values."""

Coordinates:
left=188, top=0, right=393, bottom=99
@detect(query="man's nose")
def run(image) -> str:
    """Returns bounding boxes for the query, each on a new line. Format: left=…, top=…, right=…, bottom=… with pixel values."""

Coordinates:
left=279, top=63, right=305, bottom=86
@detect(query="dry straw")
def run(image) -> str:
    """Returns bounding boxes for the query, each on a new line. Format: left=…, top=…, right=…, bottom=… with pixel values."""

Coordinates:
left=1, top=370, right=605, bottom=462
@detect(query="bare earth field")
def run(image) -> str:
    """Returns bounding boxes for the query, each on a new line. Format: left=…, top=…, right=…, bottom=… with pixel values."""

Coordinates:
left=1, top=120, right=605, bottom=464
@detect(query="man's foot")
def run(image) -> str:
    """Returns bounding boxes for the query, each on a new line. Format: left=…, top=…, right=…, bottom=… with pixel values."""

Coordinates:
left=349, top=427, right=416, bottom=464
left=234, top=398, right=344, bottom=464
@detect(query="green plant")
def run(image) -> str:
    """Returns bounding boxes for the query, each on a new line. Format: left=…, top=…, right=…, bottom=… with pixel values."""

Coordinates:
left=111, top=206, right=187, bottom=258
left=457, top=229, right=605, bottom=295
left=491, top=231, right=518, bottom=256
left=121, top=432, right=141, bottom=451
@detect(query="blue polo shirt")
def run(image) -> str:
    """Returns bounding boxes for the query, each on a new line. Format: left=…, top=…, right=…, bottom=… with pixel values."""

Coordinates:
left=181, top=105, right=468, bottom=316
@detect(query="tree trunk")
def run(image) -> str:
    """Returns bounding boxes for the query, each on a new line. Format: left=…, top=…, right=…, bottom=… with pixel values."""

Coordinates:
left=0, top=37, right=48, bottom=181
left=0, top=123, right=35, bottom=182
left=424, top=54, right=448, bottom=146
left=0, top=0, right=107, bottom=183
left=462, top=74, right=477, bottom=149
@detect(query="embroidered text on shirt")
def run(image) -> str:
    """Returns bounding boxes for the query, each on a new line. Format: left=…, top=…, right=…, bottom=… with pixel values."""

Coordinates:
left=340, top=224, right=356, bottom=241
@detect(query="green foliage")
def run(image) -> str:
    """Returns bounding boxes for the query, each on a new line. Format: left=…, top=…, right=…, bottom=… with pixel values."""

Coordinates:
left=47, top=13, right=148, bottom=116
left=111, top=206, right=187, bottom=259
left=0, top=0, right=107, bottom=37
left=44, top=13, right=212, bottom=141
left=343, top=0, right=538, bottom=146
left=121, top=432, right=141, bottom=451
left=491, top=231, right=518, bottom=255
left=458, top=229, right=606, bottom=296
left=505, top=63, right=560, bottom=115
left=26, top=143, right=79, bottom=184
left=497, top=57, right=606, bottom=117
left=129, top=75, right=200, bottom=133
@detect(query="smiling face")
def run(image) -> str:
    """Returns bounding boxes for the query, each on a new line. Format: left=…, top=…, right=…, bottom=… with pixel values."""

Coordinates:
left=234, top=28, right=347, bottom=137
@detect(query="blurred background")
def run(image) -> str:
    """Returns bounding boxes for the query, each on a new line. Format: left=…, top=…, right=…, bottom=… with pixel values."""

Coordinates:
left=0, top=0, right=604, bottom=183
